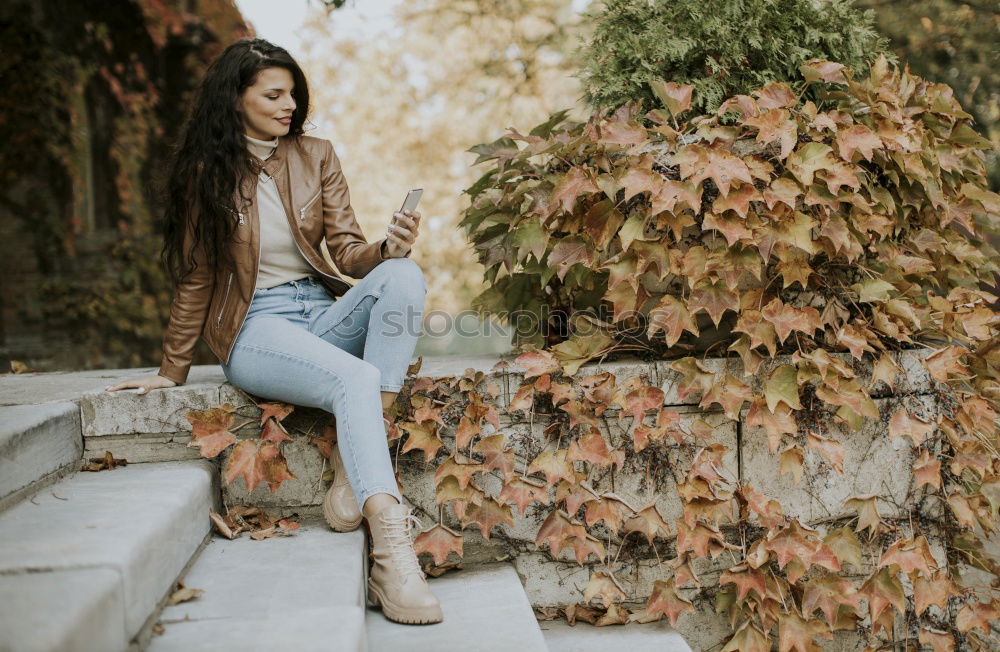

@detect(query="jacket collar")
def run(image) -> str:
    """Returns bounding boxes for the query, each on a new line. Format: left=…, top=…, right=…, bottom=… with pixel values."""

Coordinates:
left=245, top=134, right=289, bottom=180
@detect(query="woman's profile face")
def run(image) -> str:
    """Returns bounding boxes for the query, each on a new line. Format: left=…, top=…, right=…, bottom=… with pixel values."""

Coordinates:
left=239, top=66, right=296, bottom=140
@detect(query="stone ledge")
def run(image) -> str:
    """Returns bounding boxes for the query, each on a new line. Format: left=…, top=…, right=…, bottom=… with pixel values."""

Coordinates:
left=0, top=402, right=82, bottom=502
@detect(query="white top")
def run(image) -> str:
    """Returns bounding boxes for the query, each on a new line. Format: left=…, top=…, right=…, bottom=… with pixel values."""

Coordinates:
left=245, top=134, right=315, bottom=289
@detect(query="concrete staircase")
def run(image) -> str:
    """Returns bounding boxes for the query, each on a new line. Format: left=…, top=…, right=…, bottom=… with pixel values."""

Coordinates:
left=0, top=363, right=690, bottom=652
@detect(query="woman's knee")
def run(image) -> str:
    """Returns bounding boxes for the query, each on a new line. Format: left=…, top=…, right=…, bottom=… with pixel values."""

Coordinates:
left=377, top=257, right=426, bottom=295
left=331, top=358, right=382, bottom=396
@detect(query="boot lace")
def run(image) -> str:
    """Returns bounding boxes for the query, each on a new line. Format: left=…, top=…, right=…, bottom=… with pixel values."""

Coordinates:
left=379, top=511, right=425, bottom=578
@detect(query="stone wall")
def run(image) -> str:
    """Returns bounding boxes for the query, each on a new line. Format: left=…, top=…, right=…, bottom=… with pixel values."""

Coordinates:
left=74, top=351, right=954, bottom=650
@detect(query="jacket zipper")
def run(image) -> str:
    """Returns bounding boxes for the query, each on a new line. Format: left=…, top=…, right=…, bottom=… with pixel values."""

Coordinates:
left=298, top=188, right=322, bottom=221
left=224, top=215, right=261, bottom=364
left=216, top=272, right=234, bottom=327
left=238, top=211, right=245, bottom=225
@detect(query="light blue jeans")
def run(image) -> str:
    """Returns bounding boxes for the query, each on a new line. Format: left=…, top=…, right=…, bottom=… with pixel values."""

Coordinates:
left=221, top=257, right=427, bottom=509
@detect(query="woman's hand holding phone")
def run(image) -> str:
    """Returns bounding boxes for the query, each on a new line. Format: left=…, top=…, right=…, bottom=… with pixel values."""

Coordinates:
left=384, top=189, right=422, bottom=258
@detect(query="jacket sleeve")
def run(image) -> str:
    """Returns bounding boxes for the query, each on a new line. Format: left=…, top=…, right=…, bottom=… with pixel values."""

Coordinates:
left=158, top=212, right=214, bottom=385
left=320, top=139, right=409, bottom=279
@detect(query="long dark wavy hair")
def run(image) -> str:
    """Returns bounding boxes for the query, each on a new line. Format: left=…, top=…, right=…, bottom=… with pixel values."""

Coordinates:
left=160, top=38, right=310, bottom=285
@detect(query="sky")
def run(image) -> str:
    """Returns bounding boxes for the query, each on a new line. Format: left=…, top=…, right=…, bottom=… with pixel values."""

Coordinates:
left=234, top=0, right=402, bottom=57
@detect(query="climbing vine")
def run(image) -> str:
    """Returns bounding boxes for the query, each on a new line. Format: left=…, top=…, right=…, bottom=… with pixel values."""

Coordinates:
left=183, top=54, right=1000, bottom=649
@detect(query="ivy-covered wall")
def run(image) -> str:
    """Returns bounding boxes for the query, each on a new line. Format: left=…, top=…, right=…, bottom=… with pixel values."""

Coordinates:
left=0, top=0, right=250, bottom=373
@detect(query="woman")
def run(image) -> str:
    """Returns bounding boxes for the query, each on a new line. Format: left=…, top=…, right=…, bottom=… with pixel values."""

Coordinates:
left=106, top=38, right=442, bottom=625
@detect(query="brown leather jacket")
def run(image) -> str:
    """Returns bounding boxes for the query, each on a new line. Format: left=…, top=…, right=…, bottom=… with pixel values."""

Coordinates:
left=157, top=135, right=408, bottom=385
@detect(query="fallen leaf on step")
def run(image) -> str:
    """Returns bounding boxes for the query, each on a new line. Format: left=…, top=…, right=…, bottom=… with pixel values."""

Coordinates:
left=423, top=560, right=462, bottom=577
left=166, top=581, right=204, bottom=606
left=564, top=602, right=604, bottom=625
left=81, top=451, right=128, bottom=472
left=533, top=606, right=561, bottom=621
left=209, top=511, right=235, bottom=539
left=594, top=603, right=630, bottom=626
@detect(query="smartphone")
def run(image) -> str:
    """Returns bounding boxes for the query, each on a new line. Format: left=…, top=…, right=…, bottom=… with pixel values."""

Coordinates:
left=395, top=188, right=423, bottom=225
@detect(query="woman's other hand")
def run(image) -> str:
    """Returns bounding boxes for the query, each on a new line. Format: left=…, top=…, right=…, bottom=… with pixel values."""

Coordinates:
left=105, top=374, right=177, bottom=394
left=385, top=209, right=421, bottom=257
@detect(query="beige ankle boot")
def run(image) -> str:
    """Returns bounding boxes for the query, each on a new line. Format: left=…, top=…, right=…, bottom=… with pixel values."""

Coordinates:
left=322, top=443, right=363, bottom=532
left=366, top=503, right=443, bottom=624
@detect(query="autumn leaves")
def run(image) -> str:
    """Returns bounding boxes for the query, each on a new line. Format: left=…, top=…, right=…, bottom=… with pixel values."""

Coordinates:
left=455, top=50, right=1000, bottom=647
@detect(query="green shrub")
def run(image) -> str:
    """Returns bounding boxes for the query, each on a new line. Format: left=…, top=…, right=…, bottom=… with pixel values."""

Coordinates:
left=577, top=0, right=893, bottom=115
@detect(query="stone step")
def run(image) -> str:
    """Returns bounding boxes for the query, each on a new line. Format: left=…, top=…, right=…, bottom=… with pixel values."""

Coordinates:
left=148, top=520, right=367, bottom=652
left=539, top=619, right=691, bottom=651
left=0, top=402, right=81, bottom=506
left=365, top=563, right=548, bottom=652
left=0, top=461, right=217, bottom=652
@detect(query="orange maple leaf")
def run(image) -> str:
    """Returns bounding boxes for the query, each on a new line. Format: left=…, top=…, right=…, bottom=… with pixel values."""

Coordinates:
left=675, top=518, right=734, bottom=558
left=434, top=454, right=483, bottom=491
left=766, top=518, right=839, bottom=573
left=472, top=433, right=516, bottom=480
left=514, top=348, right=562, bottom=378
left=583, top=571, right=625, bottom=609
left=956, top=599, right=1000, bottom=635
left=632, top=407, right=684, bottom=452
left=583, top=492, right=633, bottom=533
left=647, top=295, right=700, bottom=347
left=223, top=440, right=268, bottom=492
left=843, top=494, right=884, bottom=536
left=535, top=509, right=588, bottom=558
left=547, top=166, right=600, bottom=215
left=835, top=124, right=883, bottom=163
left=566, top=426, right=624, bottom=470
left=497, top=476, right=550, bottom=515
left=461, top=496, right=514, bottom=540
left=859, top=567, right=906, bottom=634
left=558, top=399, right=603, bottom=430
left=760, top=297, right=822, bottom=344
left=641, top=578, right=694, bottom=626
left=720, top=619, right=769, bottom=652
left=745, top=398, right=797, bottom=454
left=887, top=407, right=936, bottom=446
left=528, top=448, right=577, bottom=486
left=413, top=523, right=464, bottom=565
left=672, top=143, right=753, bottom=198
left=914, top=572, right=955, bottom=616
left=507, top=382, right=535, bottom=413
left=185, top=404, right=237, bottom=459
left=700, top=373, right=753, bottom=420
left=400, top=421, right=443, bottom=463
left=924, top=345, right=969, bottom=383
left=435, top=476, right=484, bottom=521
left=555, top=480, right=595, bottom=514
left=257, top=401, right=293, bottom=425
left=801, top=572, right=861, bottom=626
left=260, top=418, right=292, bottom=445
left=623, top=503, right=671, bottom=545
left=777, top=608, right=832, bottom=652
left=719, top=563, right=766, bottom=601
left=689, top=278, right=739, bottom=327
left=806, top=430, right=845, bottom=474
left=878, top=536, right=938, bottom=577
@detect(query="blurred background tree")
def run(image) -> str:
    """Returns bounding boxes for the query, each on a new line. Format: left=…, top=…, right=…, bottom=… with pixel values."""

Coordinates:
left=299, top=0, right=593, bottom=353
left=0, top=0, right=251, bottom=373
